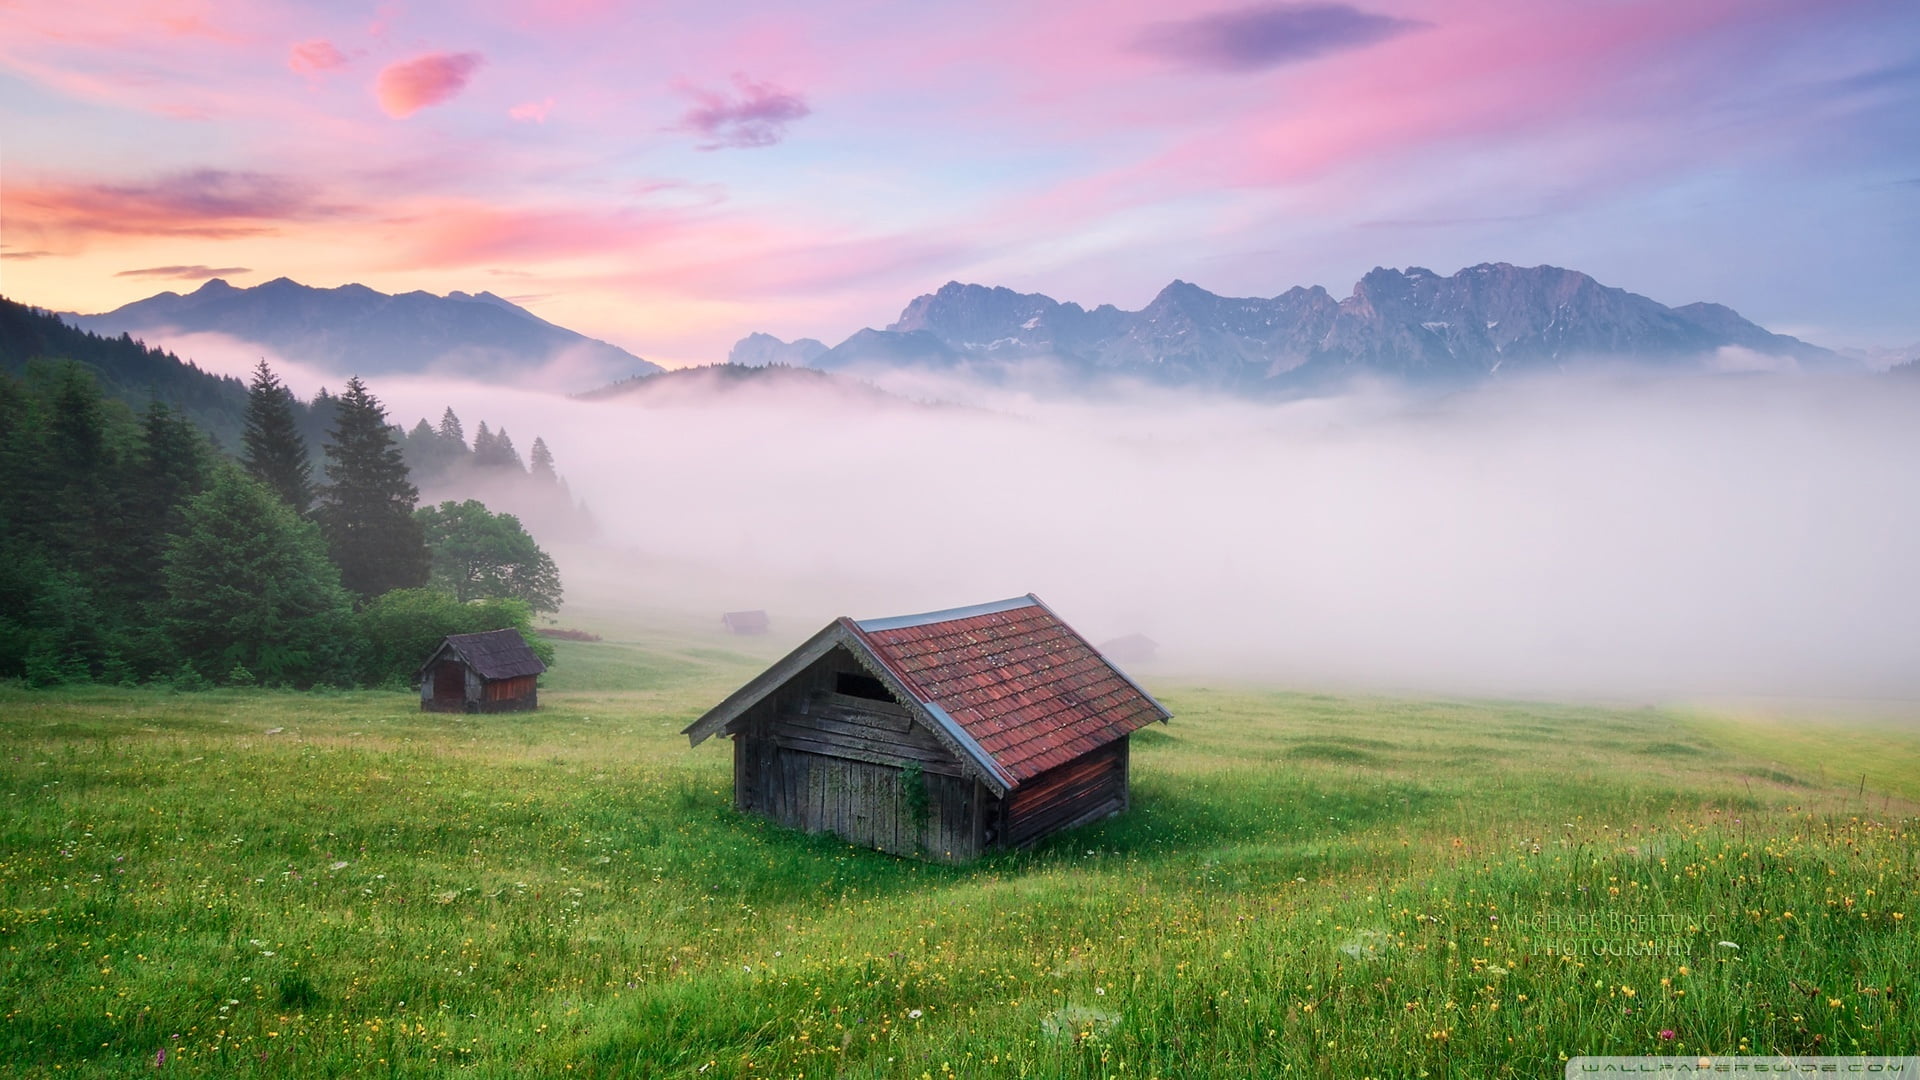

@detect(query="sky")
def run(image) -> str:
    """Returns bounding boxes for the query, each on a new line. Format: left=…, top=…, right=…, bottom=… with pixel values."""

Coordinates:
left=2, top=0, right=1918, bottom=367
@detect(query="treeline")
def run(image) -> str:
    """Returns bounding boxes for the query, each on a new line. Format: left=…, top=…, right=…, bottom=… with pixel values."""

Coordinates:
left=398, top=409, right=595, bottom=541
left=0, top=358, right=565, bottom=690
left=0, top=295, right=257, bottom=447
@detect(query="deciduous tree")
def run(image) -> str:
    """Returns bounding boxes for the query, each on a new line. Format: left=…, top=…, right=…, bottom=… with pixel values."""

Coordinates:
left=415, top=498, right=563, bottom=613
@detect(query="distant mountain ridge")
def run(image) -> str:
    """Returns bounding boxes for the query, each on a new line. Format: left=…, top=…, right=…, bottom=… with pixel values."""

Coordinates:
left=728, top=331, right=828, bottom=367
left=68, top=277, right=662, bottom=380
left=744, top=263, right=1844, bottom=391
left=576, top=362, right=914, bottom=408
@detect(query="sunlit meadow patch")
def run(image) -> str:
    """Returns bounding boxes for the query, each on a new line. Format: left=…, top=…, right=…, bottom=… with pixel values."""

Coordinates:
left=0, top=637, right=1915, bottom=1077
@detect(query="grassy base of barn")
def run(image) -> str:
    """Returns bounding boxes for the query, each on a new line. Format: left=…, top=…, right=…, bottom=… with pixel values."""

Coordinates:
left=1, top=618, right=1915, bottom=1077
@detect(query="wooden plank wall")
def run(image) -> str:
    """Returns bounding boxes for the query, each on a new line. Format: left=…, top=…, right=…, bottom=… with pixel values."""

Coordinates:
left=483, top=675, right=537, bottom=701
left=731, top=645, right=982, bottom=861
left=1000, top=738, right=1129, bottom=848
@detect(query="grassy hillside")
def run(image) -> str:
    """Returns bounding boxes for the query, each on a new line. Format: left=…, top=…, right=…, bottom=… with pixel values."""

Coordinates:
left=1, top=622, right=1914, bottom=1077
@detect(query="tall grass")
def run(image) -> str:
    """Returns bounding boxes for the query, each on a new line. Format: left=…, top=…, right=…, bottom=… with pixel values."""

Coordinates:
left=0, top=639, right=1913, bottom=1077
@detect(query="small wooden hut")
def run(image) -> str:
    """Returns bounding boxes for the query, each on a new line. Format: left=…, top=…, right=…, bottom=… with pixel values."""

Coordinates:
left=683, top=594, right=1170, bottom=862
left=1097, top=633, right=1159, bottom=666
left=722, top=610, right=771, bottom=635
left=418, top=628, right=547, bottom=713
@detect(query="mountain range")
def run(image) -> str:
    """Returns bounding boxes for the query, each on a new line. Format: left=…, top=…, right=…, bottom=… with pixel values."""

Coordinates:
left=746, top=263, right=1846, bottom=391
left=66, top=277, right=662, bottom=379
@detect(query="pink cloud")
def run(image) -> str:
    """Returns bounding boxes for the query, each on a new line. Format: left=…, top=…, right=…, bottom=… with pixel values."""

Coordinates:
left=1208, top=0, right=1757, bottom=186
left=288, top=39, right=347, bottom=75
left=375, top=52, right=482, bottom=118
left=611, top=231, right=971, bottom=299
left=508, top=97, right=555, bottom=123
left=4, top=169, right=345, bottom=248
left=953, top=0, right=1792, bottom=245
left=377, top=201, right=696, bottom=269
left=676, top=75, right=810, bottom=150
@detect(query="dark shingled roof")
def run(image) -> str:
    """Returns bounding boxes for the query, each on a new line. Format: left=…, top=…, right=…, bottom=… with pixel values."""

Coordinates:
left=420, top=628, right=547, bottom=680
left=846, top=596, right=1169, bottom=785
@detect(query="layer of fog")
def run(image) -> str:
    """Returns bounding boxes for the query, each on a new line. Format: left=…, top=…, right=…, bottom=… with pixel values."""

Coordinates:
left=155, top=331, right=1920, bottom=701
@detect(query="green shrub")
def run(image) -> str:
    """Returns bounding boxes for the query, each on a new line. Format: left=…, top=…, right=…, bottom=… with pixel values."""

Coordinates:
left=354, top=587, right=554, bottom=687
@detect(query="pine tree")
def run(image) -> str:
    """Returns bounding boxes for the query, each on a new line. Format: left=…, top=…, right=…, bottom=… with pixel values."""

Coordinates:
left=473, top=421, right=524, bottom=470
left=241, top=360, right=313, bottom=514
left=41, top=363, right=118, bottom=577
left=315, top=376, right=430, bottom=600
left=400, top=418, right=442, bottom=486
left=162, top=468, right=354, bottom=686
left=490, top=427, right=525, bottom=471
left=438, top=407, right=465, bottom=448
left=471, top=420, right=496, bottom=463
left=529, top=437, right=558, bottom=485
left=0, top=364, right=122, bottom=682
left=119, top=401, right=212, bottom=601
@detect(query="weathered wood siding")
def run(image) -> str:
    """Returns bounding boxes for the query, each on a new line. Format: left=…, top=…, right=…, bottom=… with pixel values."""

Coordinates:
left=731, top=645, right=983, bottom=861
left=483, top=674, right=537, bottom=702
left=419, top=659, right=537, bottom=713
left=998, top=738, right=1129, bottom=848
left=471, top=674, right=538, bottom=713
left=726, top=644, right=1137, bottom=860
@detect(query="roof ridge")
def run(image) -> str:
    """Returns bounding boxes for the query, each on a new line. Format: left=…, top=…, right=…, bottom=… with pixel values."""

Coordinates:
left=852, top=593, right=1038, bottom=632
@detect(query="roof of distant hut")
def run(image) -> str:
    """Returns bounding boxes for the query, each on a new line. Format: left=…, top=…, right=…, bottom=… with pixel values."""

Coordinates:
left=685, top=594, right=1170, bottom=796
left=1097, top=633, right=1159, bottom=659
left=416, top=628, right=547, bottom=680
left=722, top=610, right=770, bottom=632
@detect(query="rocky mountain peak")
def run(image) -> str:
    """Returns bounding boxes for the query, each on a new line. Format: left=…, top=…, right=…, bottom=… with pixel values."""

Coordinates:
left=757, top=262, right=1847, bottom=391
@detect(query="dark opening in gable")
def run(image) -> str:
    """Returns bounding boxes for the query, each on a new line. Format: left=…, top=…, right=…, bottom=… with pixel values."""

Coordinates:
left=835, top=671, right=893, bottom=702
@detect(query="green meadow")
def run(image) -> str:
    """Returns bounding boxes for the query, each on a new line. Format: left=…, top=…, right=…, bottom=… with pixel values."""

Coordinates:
left=2, top=613, right=1915, bottom=1078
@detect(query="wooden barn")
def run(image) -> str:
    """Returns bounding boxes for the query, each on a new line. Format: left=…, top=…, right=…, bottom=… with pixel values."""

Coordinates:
left=1097, top=633, right=1160, bottom=667
left=683, top=594, right=1171, bottom=862
left=417, top=628, right=547, bottom=713
left=722, top=610, right=771, bottom=635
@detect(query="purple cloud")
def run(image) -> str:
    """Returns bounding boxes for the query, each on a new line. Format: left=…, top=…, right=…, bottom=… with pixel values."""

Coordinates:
left=94, top=170, right=326, bottom=221
left=115, top=265, right=252, bottom=279
left=677, top=76, right=810, bottom=150
left=12, top=169, right=342, bottom=243
left=1134, top=2, right=1426, bottom=73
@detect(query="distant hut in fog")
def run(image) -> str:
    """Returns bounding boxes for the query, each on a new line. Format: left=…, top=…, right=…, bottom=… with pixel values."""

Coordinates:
left=684, top=594, right=1171, bottom=862
left=1097, top=634, right=1159, bottom=666
left=722, top=610, right=771, bottom=635
left=418, top=629, right=546, bottom=713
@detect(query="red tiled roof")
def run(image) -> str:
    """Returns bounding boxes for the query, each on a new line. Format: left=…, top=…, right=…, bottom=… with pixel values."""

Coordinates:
left=844, top=595, right=1169, bottom=785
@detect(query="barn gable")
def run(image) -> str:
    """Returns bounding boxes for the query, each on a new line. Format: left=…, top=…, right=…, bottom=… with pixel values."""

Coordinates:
left=685, top=620, right=1010, bottom=794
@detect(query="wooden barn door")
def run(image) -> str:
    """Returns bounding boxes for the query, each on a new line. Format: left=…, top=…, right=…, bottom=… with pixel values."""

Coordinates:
left=432, top=662, right=464, bottom=704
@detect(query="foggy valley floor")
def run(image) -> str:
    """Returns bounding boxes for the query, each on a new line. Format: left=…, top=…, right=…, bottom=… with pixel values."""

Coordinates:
left=1, top=613, right=1915, bottom=1078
